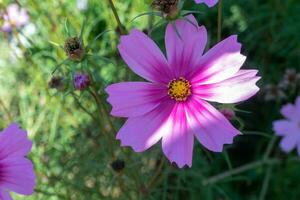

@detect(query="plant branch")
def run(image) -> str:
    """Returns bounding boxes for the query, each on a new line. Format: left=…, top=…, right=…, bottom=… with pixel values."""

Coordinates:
left=107, top=0, right=126, bottom=34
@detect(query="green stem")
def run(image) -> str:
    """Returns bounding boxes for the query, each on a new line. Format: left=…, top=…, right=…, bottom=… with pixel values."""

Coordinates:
left=217, top=0, right=223, bottom=42
left=0, top=98, right=13, bottom=121
left=202, top=158, right=279, bottom=186
left=259, top=165, right=272, bottom=200
left=107, top=0, right=126, bottom=34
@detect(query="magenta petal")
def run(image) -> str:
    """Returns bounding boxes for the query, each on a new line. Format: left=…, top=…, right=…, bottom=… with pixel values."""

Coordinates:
left=192, top=70, right=260, bottom=103
left=195, top=0, right=219, bottom=7
left=0, top=190, right=12, bottom=200
left=118, top=29, right=171, bottom=83
left=161, top=103, right=194, bottom=168
left=116, top=100, right=175, bottom=152
left=165, top=14, right=207, bottom=77
left=0, top=157, right=35, bottom=195
left=106, top=82, right=167, bottom=117
left=190, top=35, right=246, bottom=84
left=273, top=120, right=298, bottom=136
left=279, top=135, right=298, bottom=153
left=0, top=123, right=32, bottom=159
left=186, top=98, right=240, bottom=152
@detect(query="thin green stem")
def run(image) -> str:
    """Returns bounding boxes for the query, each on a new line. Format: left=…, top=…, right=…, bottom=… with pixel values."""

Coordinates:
left=259, top=165, right=272, bottom=200
left=217, top=0, right=223, bottom=41
left=107, top=0, right=126, bottom=34
left=202, top=158, right=279, bottom=186
left=0, top=98, right=13, bottom=121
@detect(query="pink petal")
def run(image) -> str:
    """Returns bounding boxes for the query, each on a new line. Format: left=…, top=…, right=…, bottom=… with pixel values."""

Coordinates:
left=0, top=123, right=32, bottom=160
left=165, top=14, right=207, bottom=77
left=279, top=135, right=298, bottom=153
left=116, top=100, right=175, bottom=152
left=273, top=120, right=299, bottom=136
left=189, top=35, right=246, bottom=85
left=195, top=0, right=219, bottom=7
left=186, top=98, right=240, bottom=152
left=192, top=70, right=260, bottom=103
left=0, top=157, right=35, bottom=195
left=161, top=103, right=194, bottom=168
left=118, top=29, right=171, bottom=83
left=106, top=82, right=167, bottom=117
left=0, top=190, right=12, bottom=200
left=280, top=104, right=299, bottom=121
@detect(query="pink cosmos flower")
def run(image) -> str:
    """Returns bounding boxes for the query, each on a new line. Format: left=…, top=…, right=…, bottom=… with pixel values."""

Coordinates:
left=106, top=14, right=260, bottom=167
left=0, top=123, right=36, bottom=199
left=1, top=4, right=30, bottom=32
left=194, top=0, right=219, bottom=7
left=273, top=97, right=300, bottom=155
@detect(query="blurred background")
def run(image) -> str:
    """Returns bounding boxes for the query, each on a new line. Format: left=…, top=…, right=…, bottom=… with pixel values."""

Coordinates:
left=0, top=0, right=300, bottom=199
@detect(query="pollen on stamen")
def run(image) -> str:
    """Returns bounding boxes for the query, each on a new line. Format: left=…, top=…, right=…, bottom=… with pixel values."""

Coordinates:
left=168, top=77, right=191, bottom=102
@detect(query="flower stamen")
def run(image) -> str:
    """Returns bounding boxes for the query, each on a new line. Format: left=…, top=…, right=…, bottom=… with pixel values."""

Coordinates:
left=168, top=77, right=191, bottom=101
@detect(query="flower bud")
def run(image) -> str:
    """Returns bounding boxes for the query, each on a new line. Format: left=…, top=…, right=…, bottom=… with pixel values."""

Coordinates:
left=64, top=37, right=85, bottom=61
left=220, top=108, right=235, bottom=120
left=152, top=0, right=179, bottom=19
left=48, top=76, right=65, bottom=90
left=111, top=159, right=125, bottom=173
left=73, top=73, right=90, bottom=90
left=264, top=84, right=286, bottom=102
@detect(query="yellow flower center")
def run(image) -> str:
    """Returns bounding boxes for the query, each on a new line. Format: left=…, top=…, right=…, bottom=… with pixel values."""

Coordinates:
left=168, top=77, right=191, bottom=101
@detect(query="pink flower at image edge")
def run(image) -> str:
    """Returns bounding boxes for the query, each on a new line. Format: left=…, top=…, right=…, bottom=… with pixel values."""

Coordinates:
left=106, top=14, right=260, bottom=168
left=1, top=4, right=29, bottom=32
left=0, top=123, right=36, bottom=200
left=195, top=0, right=219, bottom=7
left=273, top=97, right=300, bottom=154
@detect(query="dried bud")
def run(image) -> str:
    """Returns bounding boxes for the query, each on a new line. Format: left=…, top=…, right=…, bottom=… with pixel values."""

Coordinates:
left=152, top=0, right=179, bottom=19
left=73, top=73, right=90, bottom=90
left=111, top=160, right=125, bottom=173
left=48, top=76, right=65, bottom=90
left=264, top=84, right=286, bottom=102
left=280, top=69, right=300, bottom=89
left=64, top=37, right=85, bottom=61
left=220, top=108, right=235, bottom=120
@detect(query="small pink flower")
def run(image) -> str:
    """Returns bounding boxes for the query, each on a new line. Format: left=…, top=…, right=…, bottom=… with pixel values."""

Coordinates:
left=194, top=0, right=219, bottom=7
left=0, top=123, right=36, bottom=199
left=106, top=15, right=260, bottom=167
left=1, top=4, right=30, bottom=32
left=273, top=97, right=300, bottom=155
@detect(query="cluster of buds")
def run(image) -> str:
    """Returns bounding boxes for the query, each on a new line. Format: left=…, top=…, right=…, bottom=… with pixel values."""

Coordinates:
left=279, top=69, right=300, bottom=89
left=152, top=0, right=179, bottom=19
left=64, top=37, right=85, bottom=61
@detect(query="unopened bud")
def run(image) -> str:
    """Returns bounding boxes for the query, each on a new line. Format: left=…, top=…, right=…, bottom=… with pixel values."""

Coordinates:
left=111, top=159, right=125, bottom=173
left=73, top=73, right=90, bottom=90
left=220, top=108, right=235, bottom=120
left=64, top=37, right=85, bottom=61
left=48, top=76, right=65, bottom=90
left=152, top=0, right=179, bottom=19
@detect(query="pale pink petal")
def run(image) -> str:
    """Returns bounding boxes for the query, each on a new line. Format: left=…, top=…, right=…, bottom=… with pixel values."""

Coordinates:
left=116, top=100, right=175, bottom=152
left=186, top=98, right=240, bottom=152
left=0, top=190, right=12, bottom=200
left=165, top=14, right=207, bottom=77
left=273, top=120, right=299, bottom=136
left=0, top=157, right=35, bottom=195
left=106, top=82, right=167, bottom=117
left=195, top=0, right=219, bottom=7
left=279, top=135, right=298, bottom=153
left=192, top=70, right=260, bottom=103
left=161, top=103, right=194, bottom=168
left=0, top=123, right=32, bottom=159
left=189, top=35, right=246, bottom=84
left=118, top=29, right=171, bottom=83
